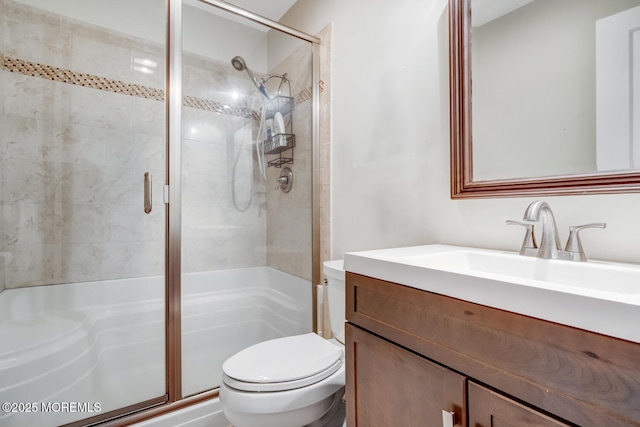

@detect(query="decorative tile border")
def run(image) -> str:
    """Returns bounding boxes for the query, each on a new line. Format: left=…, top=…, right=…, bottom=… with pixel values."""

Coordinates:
left=1, top=53, right=322, bottom=120
left=1, top=53, right=166, bottom=101
left=0, top=53, right=257, bottom=119
left=293, top=80, right=325, bottom=105
left=182, top=95, right=259, bottom=120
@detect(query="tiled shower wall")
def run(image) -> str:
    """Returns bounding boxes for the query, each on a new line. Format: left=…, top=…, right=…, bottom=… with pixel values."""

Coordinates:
left=0, top=0, right=168, bottom=290
left=180, top=51, right=267, bottom=274
left=0, top=0, right=279, bottom=289
left=266, top=43, right=313, bottom=280
left=265, top=25, right=331, bottom=282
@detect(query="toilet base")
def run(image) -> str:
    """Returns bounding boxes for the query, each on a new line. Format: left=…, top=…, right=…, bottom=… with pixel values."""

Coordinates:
left=222, top=386, right=345, bottom=427
left=306, top=387, right=345, bottom=427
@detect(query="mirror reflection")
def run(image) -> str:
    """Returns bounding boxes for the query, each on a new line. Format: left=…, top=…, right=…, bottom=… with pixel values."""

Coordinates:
left=471, top=0, right=640, bottom=182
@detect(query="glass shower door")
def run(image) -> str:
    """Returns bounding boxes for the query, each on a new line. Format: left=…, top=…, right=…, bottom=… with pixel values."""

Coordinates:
left=179, top=0, right=315, bottom=397
left=0, top=1, right=167, bottom=425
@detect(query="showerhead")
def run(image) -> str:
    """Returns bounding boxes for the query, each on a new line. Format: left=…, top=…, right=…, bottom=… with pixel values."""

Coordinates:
left=230, top=55, right=270, bottom=100
left=231, top=56, right=246, bottom=72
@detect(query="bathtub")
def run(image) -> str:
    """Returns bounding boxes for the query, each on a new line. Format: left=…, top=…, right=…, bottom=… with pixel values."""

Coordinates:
left=0, top=267, right=312, bottom=427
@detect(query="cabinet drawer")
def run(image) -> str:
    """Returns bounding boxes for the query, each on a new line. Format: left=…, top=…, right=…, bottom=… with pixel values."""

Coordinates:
left=468, top=381, right=571, bottom=427
left=346, top=272, right=640, bottom=427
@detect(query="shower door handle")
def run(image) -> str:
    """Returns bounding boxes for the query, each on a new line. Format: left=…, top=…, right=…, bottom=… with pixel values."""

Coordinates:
left=144, top=172, right=152, bottom=214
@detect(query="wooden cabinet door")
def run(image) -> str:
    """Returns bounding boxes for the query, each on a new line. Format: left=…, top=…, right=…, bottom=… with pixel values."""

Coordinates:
left=468, top=381, right=571, bottom=427
left=346, top=323, right=466, bottom=427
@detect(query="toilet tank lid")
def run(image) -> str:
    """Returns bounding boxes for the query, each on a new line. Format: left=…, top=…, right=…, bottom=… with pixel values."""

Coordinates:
left=323, top=260, right=344, bottom=279
left=222, top=333, right=343, bottom=384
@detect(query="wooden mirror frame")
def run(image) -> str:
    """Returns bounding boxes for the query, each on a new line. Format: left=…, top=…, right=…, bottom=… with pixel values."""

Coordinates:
left=449, top=0, right=640, bottom=199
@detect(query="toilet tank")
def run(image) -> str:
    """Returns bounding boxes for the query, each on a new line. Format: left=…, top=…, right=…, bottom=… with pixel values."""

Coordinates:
left=323, top=260, right=345, bottom=343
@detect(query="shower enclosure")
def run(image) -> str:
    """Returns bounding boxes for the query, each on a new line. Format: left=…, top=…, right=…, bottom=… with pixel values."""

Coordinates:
left=0, top=0, right=320, bottom=425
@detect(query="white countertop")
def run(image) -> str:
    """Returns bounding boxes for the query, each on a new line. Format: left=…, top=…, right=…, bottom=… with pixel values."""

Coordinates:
left=344, top=244, right=640, bottom=344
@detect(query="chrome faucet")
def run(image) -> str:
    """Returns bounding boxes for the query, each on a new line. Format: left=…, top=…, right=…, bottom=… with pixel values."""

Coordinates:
left=507, top=201, right=606, bottom=261
left=522, top=200, right=562, bottom=259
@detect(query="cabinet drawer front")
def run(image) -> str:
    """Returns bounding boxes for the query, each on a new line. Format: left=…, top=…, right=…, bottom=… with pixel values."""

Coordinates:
left=346, top=272, right=640, bottom=427
left=468, top=381, right=571, bottom=427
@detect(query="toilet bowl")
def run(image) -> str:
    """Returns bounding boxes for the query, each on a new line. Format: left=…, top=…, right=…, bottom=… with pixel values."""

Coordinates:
left=219, top=260, right=346, bottom=427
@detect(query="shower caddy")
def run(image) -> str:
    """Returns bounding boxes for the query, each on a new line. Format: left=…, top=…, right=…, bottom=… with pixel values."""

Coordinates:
left=263, top=74, right=295, bottom=168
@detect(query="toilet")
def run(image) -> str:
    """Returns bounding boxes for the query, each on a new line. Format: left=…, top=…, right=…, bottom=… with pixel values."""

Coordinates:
left=219, top=260, right=346, bottom=427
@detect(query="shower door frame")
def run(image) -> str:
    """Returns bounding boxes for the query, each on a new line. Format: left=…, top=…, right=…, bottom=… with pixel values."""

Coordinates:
left=83, top=1, right=320, bottom=426
left=99, top=0, right=321, bottom=425
left=166, top=0, right=322, bottom=405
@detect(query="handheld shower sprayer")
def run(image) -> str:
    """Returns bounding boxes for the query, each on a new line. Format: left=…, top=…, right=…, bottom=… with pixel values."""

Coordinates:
left=231, top=56, right=270, bottom=100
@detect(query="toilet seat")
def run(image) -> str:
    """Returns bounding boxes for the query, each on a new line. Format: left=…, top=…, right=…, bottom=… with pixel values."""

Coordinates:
left=222, top=333, right=343, bottom=392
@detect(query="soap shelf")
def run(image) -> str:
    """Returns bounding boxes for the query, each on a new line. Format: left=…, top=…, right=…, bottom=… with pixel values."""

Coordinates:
left=266, top=95, right=294, bottom=117
left=264, top=134, right=296, bottom=155
left=267, top=154, right=294, bottom=168
left=263, top=93, right=295, bottom=168
left=265, top=134, right=295, bottom=167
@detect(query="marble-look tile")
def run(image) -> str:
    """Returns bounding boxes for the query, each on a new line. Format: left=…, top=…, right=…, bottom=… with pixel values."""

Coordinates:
left=317, top=24, right=333, bottom=265
left=182, top=171, right=226, bottom=208
left=1, top=158, right=62, bottom=204
left=38, top=122, right=108, bottom=166
left=182, top=238, right=230, bottom=273
left=59, top=242, right=105, bottom=283
left=65, top=19, right=132, bottom=83
left=292, top=102, right=313, bottom=140
left=263, top=37, right=317, bottom=280
left=183, top=138, right=213, bottom=174
left=101, top=168, right=133, bottom=206
left=66, top=84, right=132, bottom=131
left=59, top=163, right=103, bottom=204
left=60, top=203, right=105, bottom=244
left=104, top=204, right=164, bottom=243
left=3, top=1, right=69, bottom=69
left=129, top=96, right=165, bottom=136
left=0, top=0, right=6, bottom=43
left=182, top=107, right=229, bottom=143
left=0, top=259, right=5, bottom=292
left=3, top=73, right=55, bottom=121
left=2, top=202, right=63, bottom=247
left=182, top=206, right=225, bottom=241
left=0, top=116, right=39, bottom=160
left=5, top=243, right=64, bottom=288
left=105, top=130, right=165, bottom=171
left=131, top=43, right=166, bottom=89
left=102, top=240, right=164, bottom=280
left=225, top=234, right=267, bottom=269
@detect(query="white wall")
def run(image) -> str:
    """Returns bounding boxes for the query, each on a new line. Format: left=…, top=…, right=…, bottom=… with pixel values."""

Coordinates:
left=281, top=0, right=640, bottom=264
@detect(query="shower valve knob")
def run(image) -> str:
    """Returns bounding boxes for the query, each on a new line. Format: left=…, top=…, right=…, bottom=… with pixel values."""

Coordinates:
left=275, top=176, right=288, bottom=190
left=275, top=167, right=293, bottom=193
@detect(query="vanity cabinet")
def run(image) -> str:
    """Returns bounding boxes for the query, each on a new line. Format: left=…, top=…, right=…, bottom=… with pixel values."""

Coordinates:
left=345, top=272, right=640, bottom=427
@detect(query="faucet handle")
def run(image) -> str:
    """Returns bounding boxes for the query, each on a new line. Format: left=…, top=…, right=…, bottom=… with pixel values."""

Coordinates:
left=564, top=222, right=606, bottom=261
left=506, top=220, right=537, bottom=256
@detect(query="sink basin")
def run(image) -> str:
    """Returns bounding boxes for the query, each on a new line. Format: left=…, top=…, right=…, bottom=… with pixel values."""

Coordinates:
left=390, top=249, right=640, bottom=295
left=344, top=244, right=640, bottom=343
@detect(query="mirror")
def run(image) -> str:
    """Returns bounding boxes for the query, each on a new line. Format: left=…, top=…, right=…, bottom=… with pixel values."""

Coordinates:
left=450, top=0, right=640, bottom=198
